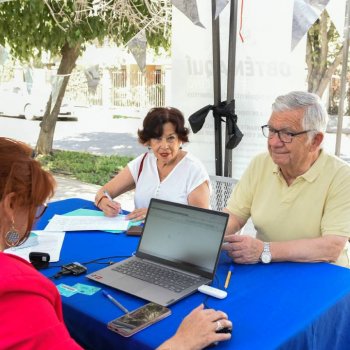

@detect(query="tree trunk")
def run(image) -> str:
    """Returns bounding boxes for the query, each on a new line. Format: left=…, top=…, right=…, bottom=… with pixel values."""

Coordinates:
left=306, top=12, right=343, bottom=98
left=314, top=49, right=343, bottom=96
left=35, top=42, right=81, bottom=155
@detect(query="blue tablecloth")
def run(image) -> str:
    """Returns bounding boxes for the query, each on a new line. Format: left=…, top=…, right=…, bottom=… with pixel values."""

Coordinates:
left=36, top=198, right=350, bottom=350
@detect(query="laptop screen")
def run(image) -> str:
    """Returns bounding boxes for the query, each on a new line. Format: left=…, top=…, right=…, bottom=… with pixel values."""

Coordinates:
left=137, top=199, right=228, bottom=275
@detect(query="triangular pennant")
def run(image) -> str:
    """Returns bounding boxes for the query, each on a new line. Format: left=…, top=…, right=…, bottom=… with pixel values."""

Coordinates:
left=291, top=0, right=330, bottom=50
left=127, top=30, right=147, bottom=71
left=24, top=66, right=34, bottom=93
left=172, top=0, right=205, bottom=28
left=50, top=75, right=64, bottom=114
left=215, top=0, right=229, bottom=19
left=0, top=46, right=8, bottom=66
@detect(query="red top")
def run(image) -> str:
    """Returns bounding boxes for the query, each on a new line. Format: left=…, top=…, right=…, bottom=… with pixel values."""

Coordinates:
left=0, top=252, right=82, bottom=349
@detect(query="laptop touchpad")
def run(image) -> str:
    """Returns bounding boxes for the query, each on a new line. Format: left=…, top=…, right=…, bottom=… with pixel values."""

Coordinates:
left=116, top=276, right=148, bottom=291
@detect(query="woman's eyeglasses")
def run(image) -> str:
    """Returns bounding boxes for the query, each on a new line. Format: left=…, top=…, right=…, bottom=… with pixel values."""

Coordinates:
left=35, top=203, right=48, bottom=219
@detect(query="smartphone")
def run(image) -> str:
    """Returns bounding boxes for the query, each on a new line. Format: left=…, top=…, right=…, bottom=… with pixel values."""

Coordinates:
left=107, top=302, right=171, bottom=337
left=126, top=226, right=143, bottom=236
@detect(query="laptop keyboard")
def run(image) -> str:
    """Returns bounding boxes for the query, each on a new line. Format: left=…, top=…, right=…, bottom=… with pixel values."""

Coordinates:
left=112, top=260, right=202, bottom=293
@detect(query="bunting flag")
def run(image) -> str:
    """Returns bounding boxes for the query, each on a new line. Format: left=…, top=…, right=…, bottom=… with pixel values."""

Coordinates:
left=291, top=0, right=330, bottom=50
left=24, top=66, right=34, bottom=94
left=215, top=0, right=229, bottom=19
left=84, top=65, right=100, bottom=93
left=0, top=46, right=8, bottom=65
left=172, top=0, right=205, bottom=28
left=50, top=75, right=64, bottom=114
left=127, top=30, right=147, bottom=71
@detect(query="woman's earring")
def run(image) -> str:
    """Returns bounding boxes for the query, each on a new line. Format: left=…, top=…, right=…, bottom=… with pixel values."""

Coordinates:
left=5, top=220, right=20, bottom=247
left=179, top=144, right=183, bottom=150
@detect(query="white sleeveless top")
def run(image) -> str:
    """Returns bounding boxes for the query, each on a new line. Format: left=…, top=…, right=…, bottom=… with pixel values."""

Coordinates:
left=128, top=152, right=210, bottom=208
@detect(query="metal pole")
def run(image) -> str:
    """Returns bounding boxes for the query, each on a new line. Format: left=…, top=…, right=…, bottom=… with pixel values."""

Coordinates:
left=224, top=0, right=238, bottom=177
left=212, top=0, right=223, bottom=175
left=335, top=0, right=350, bottom=156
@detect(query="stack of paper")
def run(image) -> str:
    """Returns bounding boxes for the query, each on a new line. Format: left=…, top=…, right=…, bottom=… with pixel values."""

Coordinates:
left=44, top=214, right=129, bottom=232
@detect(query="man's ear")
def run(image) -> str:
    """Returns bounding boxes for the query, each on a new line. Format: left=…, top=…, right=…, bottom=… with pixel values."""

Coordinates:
left=311, top=132, right=324, bottom=150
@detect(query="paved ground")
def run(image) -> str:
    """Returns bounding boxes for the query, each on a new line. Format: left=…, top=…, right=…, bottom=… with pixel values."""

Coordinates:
left=0, top=106, right=146, bottom=157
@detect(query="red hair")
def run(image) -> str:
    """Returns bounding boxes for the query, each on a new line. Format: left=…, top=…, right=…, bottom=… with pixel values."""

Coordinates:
left=0, top=138, right=55, bottom=241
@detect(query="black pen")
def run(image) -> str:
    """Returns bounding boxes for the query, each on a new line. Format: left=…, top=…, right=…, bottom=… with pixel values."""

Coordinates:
left=102, top=290, right=129, bottom=313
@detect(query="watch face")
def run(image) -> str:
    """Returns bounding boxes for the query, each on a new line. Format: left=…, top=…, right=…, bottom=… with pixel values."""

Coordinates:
left=261, top=252, right=271, bottom=263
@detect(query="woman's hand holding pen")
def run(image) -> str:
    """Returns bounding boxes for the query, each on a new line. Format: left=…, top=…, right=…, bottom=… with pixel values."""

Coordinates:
left=98, top=191, right=121, bottom=217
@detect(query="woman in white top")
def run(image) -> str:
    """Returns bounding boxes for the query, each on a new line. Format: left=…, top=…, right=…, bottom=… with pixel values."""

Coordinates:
left=95, top=107, right=210, bottom=221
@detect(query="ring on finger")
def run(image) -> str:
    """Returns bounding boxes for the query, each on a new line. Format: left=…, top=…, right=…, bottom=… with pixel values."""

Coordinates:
left=215, top=320, right=224, bottom=332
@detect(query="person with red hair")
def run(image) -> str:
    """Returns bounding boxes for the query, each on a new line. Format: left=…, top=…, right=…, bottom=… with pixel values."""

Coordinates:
left=0, top=137, right=231, bottom=350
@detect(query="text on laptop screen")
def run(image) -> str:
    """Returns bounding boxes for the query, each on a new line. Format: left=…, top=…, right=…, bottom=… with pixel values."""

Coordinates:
left=138, top=200, right=227, bottom=274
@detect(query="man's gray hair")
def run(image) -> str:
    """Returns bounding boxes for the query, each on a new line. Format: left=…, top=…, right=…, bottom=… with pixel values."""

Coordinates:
left=272, top=91, right=328, bottom=133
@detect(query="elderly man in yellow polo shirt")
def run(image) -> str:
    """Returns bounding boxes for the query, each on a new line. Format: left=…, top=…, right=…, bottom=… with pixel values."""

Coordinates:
left=222, top=91, right=350, bottom=267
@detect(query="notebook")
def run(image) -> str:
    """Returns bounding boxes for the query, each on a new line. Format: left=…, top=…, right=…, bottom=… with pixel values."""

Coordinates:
left=87, top=198, right=228, bottom=306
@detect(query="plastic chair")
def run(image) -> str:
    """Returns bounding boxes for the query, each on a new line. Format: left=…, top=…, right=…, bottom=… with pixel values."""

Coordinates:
left=209, top=175, right=237, bottom=211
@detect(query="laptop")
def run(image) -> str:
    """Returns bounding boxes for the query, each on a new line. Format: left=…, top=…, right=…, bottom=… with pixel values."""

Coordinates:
left=87, top=198, right=228, bottom=306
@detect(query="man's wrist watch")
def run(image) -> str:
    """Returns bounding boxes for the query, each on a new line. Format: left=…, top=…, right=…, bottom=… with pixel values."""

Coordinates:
left=260, top=242, right=272, bottom=263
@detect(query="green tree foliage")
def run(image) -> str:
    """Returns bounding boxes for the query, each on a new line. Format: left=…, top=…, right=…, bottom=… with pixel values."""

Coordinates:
left=306, top=11, right=343, bottom=97
left=0, top=0, right=171, bottom=155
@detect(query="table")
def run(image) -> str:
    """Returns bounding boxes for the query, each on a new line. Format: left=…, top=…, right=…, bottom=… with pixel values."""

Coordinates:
left=36, top=198, right=350, bottom=350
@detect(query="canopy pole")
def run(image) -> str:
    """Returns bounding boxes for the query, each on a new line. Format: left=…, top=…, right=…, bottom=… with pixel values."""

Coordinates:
left=212, top=0, right=223, bottom=175
left=224, top=0, right=238, bottom=177
left=335, top=0, right=350, bottom=156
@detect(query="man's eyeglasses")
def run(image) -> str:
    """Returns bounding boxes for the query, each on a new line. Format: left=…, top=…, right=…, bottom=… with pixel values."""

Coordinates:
left=35, top=203, right=48, bottom=219
left=261, top=125, right=313, bottom=143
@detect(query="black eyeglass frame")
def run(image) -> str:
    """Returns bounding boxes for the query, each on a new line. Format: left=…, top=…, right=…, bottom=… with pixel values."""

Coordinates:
left=261, top=125, right=314, bottom=143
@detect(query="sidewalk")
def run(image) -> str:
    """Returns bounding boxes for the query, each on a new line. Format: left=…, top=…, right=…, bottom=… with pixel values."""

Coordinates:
left=51, top=175, right=135, bottom=212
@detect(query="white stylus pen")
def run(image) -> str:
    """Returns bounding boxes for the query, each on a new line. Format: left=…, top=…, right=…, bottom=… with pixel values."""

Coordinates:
left=103, top=190, right=113, bottom=202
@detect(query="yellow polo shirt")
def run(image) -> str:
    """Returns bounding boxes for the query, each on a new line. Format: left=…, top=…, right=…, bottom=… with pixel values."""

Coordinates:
left=226, top=150, right=350, bottom=267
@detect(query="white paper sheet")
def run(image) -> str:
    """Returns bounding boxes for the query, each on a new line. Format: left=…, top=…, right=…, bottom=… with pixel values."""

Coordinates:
left=5, top=230, right=65, bottom=262
left=44, top=214, right=129, bottom=232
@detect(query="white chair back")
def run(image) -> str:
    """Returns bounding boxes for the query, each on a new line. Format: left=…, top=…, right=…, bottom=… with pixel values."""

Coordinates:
left=209, top=175, right=237, bottom=211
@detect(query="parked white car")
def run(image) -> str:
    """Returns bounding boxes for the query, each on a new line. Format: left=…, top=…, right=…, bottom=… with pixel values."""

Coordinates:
left=0, top=83, right=76, bottom=120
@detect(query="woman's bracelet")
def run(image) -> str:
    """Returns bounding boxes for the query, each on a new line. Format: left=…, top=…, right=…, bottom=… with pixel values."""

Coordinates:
left=95, top=195, right=107, bottom=208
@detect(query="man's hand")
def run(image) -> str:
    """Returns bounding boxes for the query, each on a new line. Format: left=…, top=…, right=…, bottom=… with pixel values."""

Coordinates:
left=222, top=235, right=264, bottom=264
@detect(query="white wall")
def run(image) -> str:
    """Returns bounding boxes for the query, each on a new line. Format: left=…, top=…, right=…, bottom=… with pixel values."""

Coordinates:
left=171, top=0, right=307, bottom=178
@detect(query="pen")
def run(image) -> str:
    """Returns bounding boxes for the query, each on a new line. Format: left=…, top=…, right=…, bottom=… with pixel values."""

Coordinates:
left=103, top=190, right=114, bottom=202
left=102, top=290, right=129, bottom=313
left=224, top=263, right=235, bottom=289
